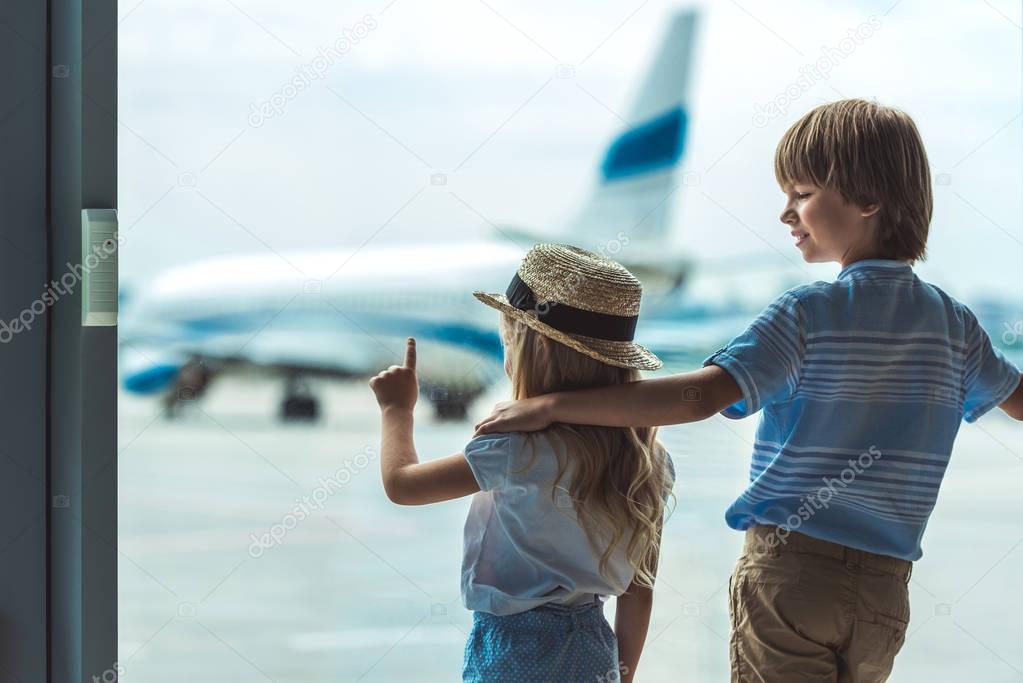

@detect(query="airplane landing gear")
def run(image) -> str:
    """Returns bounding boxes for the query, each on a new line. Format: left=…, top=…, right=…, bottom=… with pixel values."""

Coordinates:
left=280, top=374, right=320, bottom=422
left=422, top=383, right=482, bottom=422
left=434, top=400, right=469, bottom=421
left=163, top=359, right=213, bottom=418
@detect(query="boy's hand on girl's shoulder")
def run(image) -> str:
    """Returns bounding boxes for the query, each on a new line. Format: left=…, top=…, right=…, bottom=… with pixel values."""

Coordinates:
left=473, top=396, right=553, bottom=436
left=369, top=337, right=419, bottom=413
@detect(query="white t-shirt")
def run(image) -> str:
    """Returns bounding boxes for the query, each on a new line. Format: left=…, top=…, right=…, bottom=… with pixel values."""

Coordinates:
left=460, top=430, right=675, bottom=616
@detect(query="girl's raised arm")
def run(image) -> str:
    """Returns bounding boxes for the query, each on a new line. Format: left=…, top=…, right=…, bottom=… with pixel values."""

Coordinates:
left=370, top=338, right=481, bottom=505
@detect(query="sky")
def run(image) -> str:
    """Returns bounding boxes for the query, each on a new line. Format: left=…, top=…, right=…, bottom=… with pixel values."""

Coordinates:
left=117, top=0, right=1023, bottom=301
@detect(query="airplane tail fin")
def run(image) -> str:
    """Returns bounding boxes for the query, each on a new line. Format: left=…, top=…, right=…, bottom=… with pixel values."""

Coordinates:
left=494, top=11, right=700, bottom=296
left=567, top=10, right=699, bottom=246
left=497, top=10, right=703, bottom=284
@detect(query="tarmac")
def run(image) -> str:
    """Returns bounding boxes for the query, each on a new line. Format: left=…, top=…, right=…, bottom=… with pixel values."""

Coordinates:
left=117, top=375, right=1023, bottom=682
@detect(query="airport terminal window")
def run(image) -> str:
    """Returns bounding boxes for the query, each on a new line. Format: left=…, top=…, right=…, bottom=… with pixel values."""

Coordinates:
left=116, top=3, right=1023, bottom=682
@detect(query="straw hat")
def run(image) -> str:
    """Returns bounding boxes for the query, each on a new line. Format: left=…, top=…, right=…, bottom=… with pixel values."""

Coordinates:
left=473, top=243, right=662, bottom=371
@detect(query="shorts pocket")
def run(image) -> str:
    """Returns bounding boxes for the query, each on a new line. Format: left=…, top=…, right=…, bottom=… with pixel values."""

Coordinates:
left=738, top=550, right=804, bottom=587
left=860, top=568, right=911, bottom=631
left=870, top=610, right=909, bottom=633
left=849, top=570, right=911, bottom=678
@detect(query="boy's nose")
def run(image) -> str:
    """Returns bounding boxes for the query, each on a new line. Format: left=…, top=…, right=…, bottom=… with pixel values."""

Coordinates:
left=780, top=209, right=797, bottom=225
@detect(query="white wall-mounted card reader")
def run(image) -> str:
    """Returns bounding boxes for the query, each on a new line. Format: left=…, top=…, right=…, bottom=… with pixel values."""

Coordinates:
left=81, top=208, right=119, bottom=326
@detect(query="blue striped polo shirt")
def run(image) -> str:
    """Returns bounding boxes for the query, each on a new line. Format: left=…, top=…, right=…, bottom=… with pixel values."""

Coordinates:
left=703, top=258, right=1021, bottom=560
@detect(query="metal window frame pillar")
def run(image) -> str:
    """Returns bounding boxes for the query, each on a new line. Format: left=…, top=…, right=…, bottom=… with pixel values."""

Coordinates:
left=1, top=0, right=117, bottom=680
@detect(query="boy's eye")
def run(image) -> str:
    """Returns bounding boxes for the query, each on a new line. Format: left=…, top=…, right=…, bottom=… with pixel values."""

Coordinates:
left=795, top=192, right=812, bottom=200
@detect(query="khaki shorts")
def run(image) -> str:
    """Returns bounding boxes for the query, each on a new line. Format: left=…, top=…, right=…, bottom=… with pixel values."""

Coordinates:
left=729, top=525, right=912, bottom=683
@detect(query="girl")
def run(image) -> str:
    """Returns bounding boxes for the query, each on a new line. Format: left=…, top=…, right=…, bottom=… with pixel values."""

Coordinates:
left=369, top=244, right=675, bottom=682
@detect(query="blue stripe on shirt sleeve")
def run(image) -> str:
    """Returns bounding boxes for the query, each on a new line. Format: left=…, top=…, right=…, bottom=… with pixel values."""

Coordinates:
left=702, top=289, right=808, bottom=417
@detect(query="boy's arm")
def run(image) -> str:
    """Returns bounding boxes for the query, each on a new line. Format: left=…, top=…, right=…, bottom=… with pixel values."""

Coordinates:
left=474, top=365, right=741, bottom=435
left=999, top=373, right=1023, bottom=420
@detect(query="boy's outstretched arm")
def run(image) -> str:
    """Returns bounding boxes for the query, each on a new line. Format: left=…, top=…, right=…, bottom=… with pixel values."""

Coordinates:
left=474, top=365, right=741, bottom=435
left=999, top=373, right=1023, bottom=420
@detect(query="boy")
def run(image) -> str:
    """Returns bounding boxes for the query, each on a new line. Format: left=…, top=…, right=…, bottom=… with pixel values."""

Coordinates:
left=472, top=99, right=1023, bottom=682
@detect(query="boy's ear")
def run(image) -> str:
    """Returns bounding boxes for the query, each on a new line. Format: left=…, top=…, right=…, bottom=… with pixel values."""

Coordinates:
left=860, top=202, right=881, bottom=218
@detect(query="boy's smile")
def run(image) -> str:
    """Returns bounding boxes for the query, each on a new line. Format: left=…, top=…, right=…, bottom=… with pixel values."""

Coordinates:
left=779, top=182, right=881, bottom=267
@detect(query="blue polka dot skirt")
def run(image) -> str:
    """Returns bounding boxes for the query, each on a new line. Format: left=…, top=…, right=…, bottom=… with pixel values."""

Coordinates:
left=462, top=598, right=622, bottom=682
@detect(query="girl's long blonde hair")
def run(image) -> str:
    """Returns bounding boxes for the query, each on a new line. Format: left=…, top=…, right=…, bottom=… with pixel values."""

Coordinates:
left=500, top=313, right=675, bottom=589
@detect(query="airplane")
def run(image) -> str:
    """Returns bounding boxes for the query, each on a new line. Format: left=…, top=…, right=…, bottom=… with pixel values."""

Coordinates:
left=118, top=10, right=723, bottom=421
left=117, top=8, right=1023, bottom=422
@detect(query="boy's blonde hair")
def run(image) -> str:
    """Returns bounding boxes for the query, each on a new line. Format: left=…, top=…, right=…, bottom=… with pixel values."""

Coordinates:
left=500, top=313, right=674, bottom=590
left=774, top=98, right=932, bottom=263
